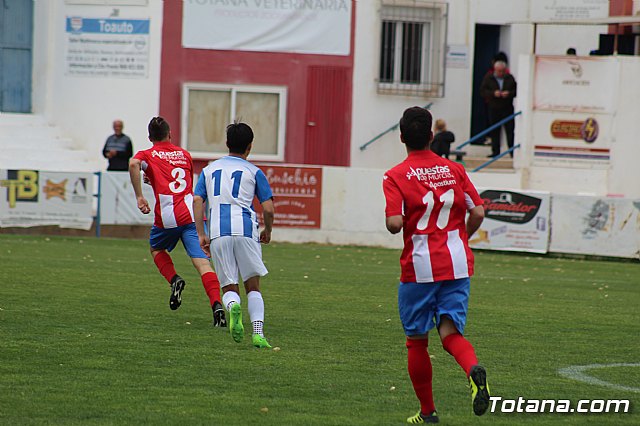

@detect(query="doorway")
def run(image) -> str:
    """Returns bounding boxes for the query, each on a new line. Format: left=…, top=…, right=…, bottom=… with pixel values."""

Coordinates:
left=470, top=24, right=500, bottom=143
left=0, top=0, right=33, bottom=113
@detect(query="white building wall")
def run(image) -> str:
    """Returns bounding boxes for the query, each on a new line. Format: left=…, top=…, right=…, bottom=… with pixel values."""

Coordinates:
left=31, top=0, right=164, bottom=169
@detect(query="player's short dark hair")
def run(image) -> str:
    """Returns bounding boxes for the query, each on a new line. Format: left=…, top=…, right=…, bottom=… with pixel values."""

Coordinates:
left=399, top=107, right=433, bottom=150
left=226, top=121, right=254, bottom=154
left=148, top=116, right=170, bottom=141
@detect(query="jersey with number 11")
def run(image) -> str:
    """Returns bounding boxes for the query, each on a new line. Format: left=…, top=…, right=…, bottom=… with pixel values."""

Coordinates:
left=383, top=150, right=483, bottom=283
left=133, top=142, right=195, bottom=229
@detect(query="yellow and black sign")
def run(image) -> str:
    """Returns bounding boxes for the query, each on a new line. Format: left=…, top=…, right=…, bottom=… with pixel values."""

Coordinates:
left=0, top=170, right=39, bottom=208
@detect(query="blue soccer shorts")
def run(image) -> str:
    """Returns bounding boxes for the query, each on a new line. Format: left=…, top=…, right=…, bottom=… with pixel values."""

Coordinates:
left=149, top=223, right=208, bottom=259
left=398, top=277, right=471, bottom=337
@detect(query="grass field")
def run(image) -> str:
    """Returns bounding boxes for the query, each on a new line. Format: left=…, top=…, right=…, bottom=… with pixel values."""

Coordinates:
left=1, top=234, right=638, bottom=425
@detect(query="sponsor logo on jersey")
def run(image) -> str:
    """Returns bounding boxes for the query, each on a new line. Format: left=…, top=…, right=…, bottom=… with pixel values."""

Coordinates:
left=480, top=190, right=541, bottom=224
left=406, top=165, right=454, bottom=182
left=151, top=150, right=188, bottom=166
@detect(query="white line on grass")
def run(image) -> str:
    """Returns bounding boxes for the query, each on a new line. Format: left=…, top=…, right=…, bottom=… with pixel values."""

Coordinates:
left=558, top=363, right=640, bottom=393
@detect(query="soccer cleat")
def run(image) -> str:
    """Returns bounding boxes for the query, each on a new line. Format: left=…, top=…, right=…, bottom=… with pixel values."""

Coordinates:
left=469, top=365, right=490, bottom=416
left=406, top=411, right=439, bottom=424
left=252, top=334, right=272, bottom=349
left=169, top=275, right=186, bottom=310
left=229, top=303, right=244, bottom=342
left=212, top=301, right=227, bottom=327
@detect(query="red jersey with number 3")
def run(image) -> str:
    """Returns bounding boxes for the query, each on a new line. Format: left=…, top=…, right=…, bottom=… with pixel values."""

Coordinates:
left=133, top=141, right=195, bottom=229
left=383, top=150, right=483, bottom=283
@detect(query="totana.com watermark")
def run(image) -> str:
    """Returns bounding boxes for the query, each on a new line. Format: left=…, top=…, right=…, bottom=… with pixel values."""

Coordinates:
left=489, top=397, right=630, bottom=413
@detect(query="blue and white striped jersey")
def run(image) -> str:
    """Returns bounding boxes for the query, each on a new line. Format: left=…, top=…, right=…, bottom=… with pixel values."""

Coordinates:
left=194, top=156, right=273, bottom=241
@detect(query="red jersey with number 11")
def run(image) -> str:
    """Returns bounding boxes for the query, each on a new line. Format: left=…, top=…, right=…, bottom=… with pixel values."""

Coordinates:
left=383, top=150, right=483, bottom=283
left=133, top=142, right=195, bottom=229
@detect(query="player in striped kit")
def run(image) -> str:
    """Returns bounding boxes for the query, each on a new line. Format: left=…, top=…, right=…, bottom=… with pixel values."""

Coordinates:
left=193, top=122, right=274, bottom=349
left=128, top=117, right=226, bottom=327
left=383, top=107, right=490, bottom=423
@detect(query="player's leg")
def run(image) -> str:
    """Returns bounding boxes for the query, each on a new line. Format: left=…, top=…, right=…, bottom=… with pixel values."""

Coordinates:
left=210, top=237, right=244, bottom=342
left=398, top=282, right=439, bottom=424
left=149, top=226, right=185, bottom=310
left=180, top=224, right=226, bottom=327
left=236, top=238, right=270, bottom=349
left=436, top=278, right=490, bottom=416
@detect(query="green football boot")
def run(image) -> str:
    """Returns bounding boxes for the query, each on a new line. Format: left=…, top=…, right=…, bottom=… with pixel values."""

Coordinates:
left=469, top=365, right=490, bottom=416
left=229, top=303, right=244, bottom=343
left=406, top=411, right=439, bottom=424
left=252, top=334, right=272, bottom=349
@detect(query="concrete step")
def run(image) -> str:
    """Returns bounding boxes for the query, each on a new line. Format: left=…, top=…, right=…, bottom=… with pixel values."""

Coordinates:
left=462, top=155, right=513, bottom=170
left=0, top=148, right=100, bottom=172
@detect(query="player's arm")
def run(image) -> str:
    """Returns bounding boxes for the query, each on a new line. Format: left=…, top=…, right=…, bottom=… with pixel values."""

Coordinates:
left=128, top=157, right=150, bottom=214
left=386, top=215, right=403, bottom=234
left=466, top=205, right=484, bottom=237
left=260, top=199, right=274, bottom=244
left=193, top=195, right=210, bottom=257
left=383, top=173, right=403, bottom=234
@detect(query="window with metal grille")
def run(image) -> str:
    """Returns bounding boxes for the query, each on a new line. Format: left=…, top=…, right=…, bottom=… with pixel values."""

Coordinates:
left=378, top=1, right=447, bottom=97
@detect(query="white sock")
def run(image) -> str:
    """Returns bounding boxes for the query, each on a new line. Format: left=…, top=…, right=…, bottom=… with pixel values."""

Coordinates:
left=247, top=291, right=265, bottom=337
left=222, top=291, right=241, bottom=312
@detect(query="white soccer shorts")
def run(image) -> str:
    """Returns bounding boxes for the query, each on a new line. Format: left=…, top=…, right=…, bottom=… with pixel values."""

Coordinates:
left=210, top=236, right=268, bottom=287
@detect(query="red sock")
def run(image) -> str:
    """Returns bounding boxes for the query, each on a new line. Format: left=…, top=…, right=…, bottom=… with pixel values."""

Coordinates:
left=441, top=333, right=478, bottom=376
left=153, top=251, right=177, bottom=284
left=201, top=272, right=221, bottom=306
left=406, top=338, right=436, bottom=415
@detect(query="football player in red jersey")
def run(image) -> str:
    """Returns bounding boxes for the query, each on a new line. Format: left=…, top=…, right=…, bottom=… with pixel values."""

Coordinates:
left=383, top=107, right=489, bottom=424
left=128, top=117, right=226, bottom=327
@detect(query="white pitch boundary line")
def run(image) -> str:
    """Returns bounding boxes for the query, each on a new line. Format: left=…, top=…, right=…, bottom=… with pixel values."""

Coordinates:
left=558, top=363, right=640, bottom=393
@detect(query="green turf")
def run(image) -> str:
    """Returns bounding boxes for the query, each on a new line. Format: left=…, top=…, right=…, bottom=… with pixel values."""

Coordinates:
left=0, top=234, right=638, bottom=425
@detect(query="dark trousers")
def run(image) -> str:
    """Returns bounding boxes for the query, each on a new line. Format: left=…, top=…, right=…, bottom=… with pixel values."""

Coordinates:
left=488, top=108, right=515, bottom=157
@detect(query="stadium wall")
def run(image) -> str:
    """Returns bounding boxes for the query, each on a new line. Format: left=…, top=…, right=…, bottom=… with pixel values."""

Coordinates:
left=94, top=168, right=638, bottom=259
left=32, top=0, right=164, bottom=168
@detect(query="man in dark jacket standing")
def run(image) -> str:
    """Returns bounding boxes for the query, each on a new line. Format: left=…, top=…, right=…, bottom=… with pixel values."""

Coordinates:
left=479, top=61, right=516, bottom=157
left=103, top=120, right=133, bottom=171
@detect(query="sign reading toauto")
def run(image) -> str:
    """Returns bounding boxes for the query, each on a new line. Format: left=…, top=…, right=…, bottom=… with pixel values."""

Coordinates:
left=480, top=190, right=542, bottom=225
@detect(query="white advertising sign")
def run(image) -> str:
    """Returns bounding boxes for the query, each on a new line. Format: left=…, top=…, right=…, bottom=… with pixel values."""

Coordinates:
left=532, top=111, right=612, bottom=168
left=100, top=172, right=155, bottom=225
left=530, top=0, right=609, bottom=21
left=550, top=195, right=640, bottom=259
left=534, top=56, right=618, bottom=113
left=0, top=170, right=94, bottom=230
left=65, top=17, right=150, bottom=78
left=469, top=189, right=551, bottom=254
left=182, top=0, right=352, bottom=55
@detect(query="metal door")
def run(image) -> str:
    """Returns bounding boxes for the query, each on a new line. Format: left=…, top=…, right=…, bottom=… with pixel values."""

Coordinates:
left=304, top=66, right=351, bottom=166
left=0, top=0, right=33, bottom=112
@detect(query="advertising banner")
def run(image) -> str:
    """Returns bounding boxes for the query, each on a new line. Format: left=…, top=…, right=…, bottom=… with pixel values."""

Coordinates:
left=550, top=195, right=640, bottom=259
left=100, top=172, right=155, bottom=225
left=65, top=17, right=150, bottom=78
left=254, top=165, right=322, bottom=228
left=0, top=170, right=94, bottom=230
left=531, top=112, right=612, bottom=167
left=533, top=56, right=618, bottom=114
left=182, top=0, right=352, bottom=55
left=530, top=0, right=609, bottom=21
left=469, top=189, right=551, bottom=253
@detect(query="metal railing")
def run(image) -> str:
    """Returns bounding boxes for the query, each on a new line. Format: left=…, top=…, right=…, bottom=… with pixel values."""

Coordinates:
left=359, top=102, right=433, bottom=151
left=471, top=144, right=521, bottom=172
left=453, top=110, right=522, bottom=151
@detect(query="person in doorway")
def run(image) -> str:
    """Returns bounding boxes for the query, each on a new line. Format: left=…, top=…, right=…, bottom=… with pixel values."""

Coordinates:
left=479, top=60, right=517, bottom=157
left=103, top=120, right=133, bottom=171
